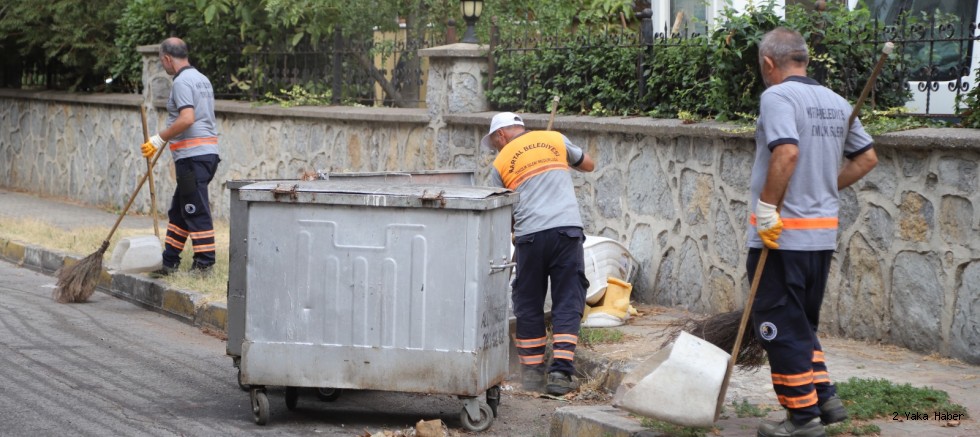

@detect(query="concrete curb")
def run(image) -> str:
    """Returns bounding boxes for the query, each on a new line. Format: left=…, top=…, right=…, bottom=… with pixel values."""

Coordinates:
left=551, top=406, right=662, bottom=437
left=0, top=237, right=229, bottom=335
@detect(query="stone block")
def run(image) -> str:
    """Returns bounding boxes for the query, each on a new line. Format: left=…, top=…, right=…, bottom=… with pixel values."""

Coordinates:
left=891, top=252, right=942, bottom=352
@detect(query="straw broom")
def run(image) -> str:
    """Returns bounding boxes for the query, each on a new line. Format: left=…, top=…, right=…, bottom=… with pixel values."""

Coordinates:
left=53, top=128, right=168, bottom=303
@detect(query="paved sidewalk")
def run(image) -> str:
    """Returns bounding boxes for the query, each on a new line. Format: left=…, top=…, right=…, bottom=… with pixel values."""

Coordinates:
left=1, top=187, right=978, bottom=437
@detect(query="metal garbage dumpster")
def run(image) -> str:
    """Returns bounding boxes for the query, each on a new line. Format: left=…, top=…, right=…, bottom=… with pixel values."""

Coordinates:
left=234, top=179, right=517, bottom=431
left=226, top=170, right=477, bottom=364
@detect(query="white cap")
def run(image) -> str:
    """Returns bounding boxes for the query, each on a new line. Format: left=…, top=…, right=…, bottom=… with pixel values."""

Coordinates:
left=481, top=112, right=524, bottom=150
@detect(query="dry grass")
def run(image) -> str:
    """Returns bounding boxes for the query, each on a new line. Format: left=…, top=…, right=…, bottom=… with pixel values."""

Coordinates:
left=0, top=216, right=230, bottom=304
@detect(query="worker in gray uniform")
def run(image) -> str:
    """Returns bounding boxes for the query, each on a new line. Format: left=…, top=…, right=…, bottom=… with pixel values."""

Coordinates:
left=482, top=112, right=595, bottom=396
left=141, top=37, right=221, bottom=276
left=749, top=27, right=878, bottom=437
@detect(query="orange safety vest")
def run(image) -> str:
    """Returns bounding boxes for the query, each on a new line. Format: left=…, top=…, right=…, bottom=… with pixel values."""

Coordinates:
left=492, top=131, right=568, bottom=190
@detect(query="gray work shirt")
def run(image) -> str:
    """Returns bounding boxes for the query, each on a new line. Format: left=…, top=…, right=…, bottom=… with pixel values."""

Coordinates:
left=167, top=66, right=219, bottom=160
left=747, top=76, right=874, bottom=251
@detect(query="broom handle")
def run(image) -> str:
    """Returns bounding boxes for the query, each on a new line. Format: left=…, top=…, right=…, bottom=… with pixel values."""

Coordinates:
left=714, top=44, right=893, bottom=420
left=714, top=245, right=769, bottom=420
left=140, top=106, right=160, bottom=239
left=103, top=137, right=169, bottom=245
left=547, top=95, right=559, bottom=130
left=848, top=42, right=894, bottom=129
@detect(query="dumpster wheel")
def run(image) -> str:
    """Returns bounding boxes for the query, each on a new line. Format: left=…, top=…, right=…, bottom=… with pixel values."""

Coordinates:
left=250, top=388, right=270, bottom=425
left=486, top=385, right=501, bottom=417
left=459, top=400, right=494, bottom=432
left=316, top=387, right=342, bottom=402
left=285, top=387, right=299, bottom=410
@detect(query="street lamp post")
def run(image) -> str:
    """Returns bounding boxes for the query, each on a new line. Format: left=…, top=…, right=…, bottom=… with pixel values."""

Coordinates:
left=460, top=0, right=484, bottom=44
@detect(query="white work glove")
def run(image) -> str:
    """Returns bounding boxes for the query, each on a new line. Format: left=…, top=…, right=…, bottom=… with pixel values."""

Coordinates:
left=141, top=134, right=165, bottom=158
left=755, top=200, right=783, bottom=249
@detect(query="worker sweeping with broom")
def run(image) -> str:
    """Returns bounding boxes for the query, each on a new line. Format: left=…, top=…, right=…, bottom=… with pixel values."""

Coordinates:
left=141, top=37, right=221, bottom=276
left=748, top=27, right=877, bottom=437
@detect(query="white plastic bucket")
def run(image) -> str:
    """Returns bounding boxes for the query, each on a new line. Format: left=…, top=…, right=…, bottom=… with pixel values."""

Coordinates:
left=107, top=236, right=163, bottom=273
left=613, top=331, right=729, bottom=427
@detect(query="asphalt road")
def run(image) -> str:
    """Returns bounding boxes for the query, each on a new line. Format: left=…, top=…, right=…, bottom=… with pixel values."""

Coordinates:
left=0, top=260, right=558, bottom=437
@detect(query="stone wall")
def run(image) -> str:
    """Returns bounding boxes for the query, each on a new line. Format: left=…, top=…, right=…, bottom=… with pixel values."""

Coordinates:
left=0, top=44, right=978, bottom=365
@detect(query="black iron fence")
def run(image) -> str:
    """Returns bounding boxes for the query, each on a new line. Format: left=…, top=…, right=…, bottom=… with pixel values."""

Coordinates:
left=209, top=28, right=442, bottom=108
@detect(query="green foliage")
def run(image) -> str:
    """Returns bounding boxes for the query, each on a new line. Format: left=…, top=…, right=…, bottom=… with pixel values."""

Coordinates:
left=0, top=0, right=127, bottom=91
left=826, top=422, right=881, bottom=436
left=835, top=377, right=968, bottom=421
left=488, top=0, right=915, bottom=124
left=639, top=418, right=710, bottom=437
left=263, top=84, right=332, bottom=107
left=111, top=0, right=170, bottom=93
left=706, top=1, right=782, bottom=120
left=731, top=399, right=771, bottom=418
left=861, top=107, right=948, bottom=135
left=487, top=32, right=640, bottom=115
left=785, top=2, right=909, bottom=109
left=578, top=327, right=625, bottom=345
left=959, top=67, right=980, bottom=128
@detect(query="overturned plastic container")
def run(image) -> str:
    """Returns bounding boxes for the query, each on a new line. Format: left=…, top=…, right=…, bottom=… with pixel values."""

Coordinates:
left=583, top=236, right=637, bottom=305
left=106, top=236, right=162, bottom=273
left=613, top=331, right=729, bottom=427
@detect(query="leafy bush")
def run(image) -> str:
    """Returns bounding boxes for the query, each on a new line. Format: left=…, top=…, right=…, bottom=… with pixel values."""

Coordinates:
left=488, top=34, right=641, bottom=115
left=487, top=1, right=915, bottom=122
left=643, top=37, right=713, bottom=117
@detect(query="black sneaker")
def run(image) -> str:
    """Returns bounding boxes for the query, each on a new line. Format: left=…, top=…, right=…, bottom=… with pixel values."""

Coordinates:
left=819, top=395, right=848, bottom=425
left=521, top=366, right=545, bottom=393
left=545, top=371, right=578, bottom=396
left=150, top=265, right=178, bottom=277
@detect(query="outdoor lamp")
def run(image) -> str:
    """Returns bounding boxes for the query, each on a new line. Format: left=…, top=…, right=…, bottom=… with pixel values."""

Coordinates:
left=460, top=0, right=484, bottom=43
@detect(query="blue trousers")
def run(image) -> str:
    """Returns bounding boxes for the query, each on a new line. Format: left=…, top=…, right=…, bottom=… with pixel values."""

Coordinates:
left=512, top=226, right=589, bottom=376
left=162, top=154, right=220, bottom=269
left=747, top=248, right=836, bottom=423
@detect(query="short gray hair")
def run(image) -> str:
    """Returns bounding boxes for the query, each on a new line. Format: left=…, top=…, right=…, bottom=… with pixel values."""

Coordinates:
left=759, top=27, right=808, bottom=67
left=160, top=38, right=189, bottom=59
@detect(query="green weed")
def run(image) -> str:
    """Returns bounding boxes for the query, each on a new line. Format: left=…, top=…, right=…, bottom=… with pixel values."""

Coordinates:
left=732, top=399, right=771, bottom=418
left=639, top=418, right=711, bottom=437
left=579, top=327, right=624, bottom=345
left=836, top=377, right=968, bottom=421
left=820, top=377, right=968, bottom=436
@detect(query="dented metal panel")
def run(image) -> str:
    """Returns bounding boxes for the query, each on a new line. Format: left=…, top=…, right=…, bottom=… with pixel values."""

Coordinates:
left=237, top=178, right=516, bottom=396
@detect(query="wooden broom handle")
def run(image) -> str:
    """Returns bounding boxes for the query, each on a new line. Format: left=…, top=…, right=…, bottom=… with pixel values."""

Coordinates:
left=104, top=136, right=168, bottom=244
left=547, top=95, right=560, bottom=130
left=140, top=106, right=160, bottom=238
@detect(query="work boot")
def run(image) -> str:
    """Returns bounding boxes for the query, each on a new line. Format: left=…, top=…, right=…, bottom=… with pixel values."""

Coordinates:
left=545, top=371, right=578, bottom=396
left=819, top=395, right=848, bottom=425
left=151, top=264, right=178, bottom=277
left=190, top=262, right=214, bottom=277
left=521, top=367, right=545, bottom=393
left=757, top=416, right=825, bottom=437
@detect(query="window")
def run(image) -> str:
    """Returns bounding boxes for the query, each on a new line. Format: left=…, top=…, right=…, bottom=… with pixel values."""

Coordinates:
left=670, top=0, right=708, bottom=34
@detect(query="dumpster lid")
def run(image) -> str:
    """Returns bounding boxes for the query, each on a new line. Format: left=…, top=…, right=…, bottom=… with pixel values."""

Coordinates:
left=238, top=180, right=518, bottom=210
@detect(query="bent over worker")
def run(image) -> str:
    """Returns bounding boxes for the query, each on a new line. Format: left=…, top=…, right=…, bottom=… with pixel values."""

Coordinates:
left=140, top=37, right=221, bottom=276
left=482, top=112, right=595, bottom=396
left=748, top=27, right=878, bottom=437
